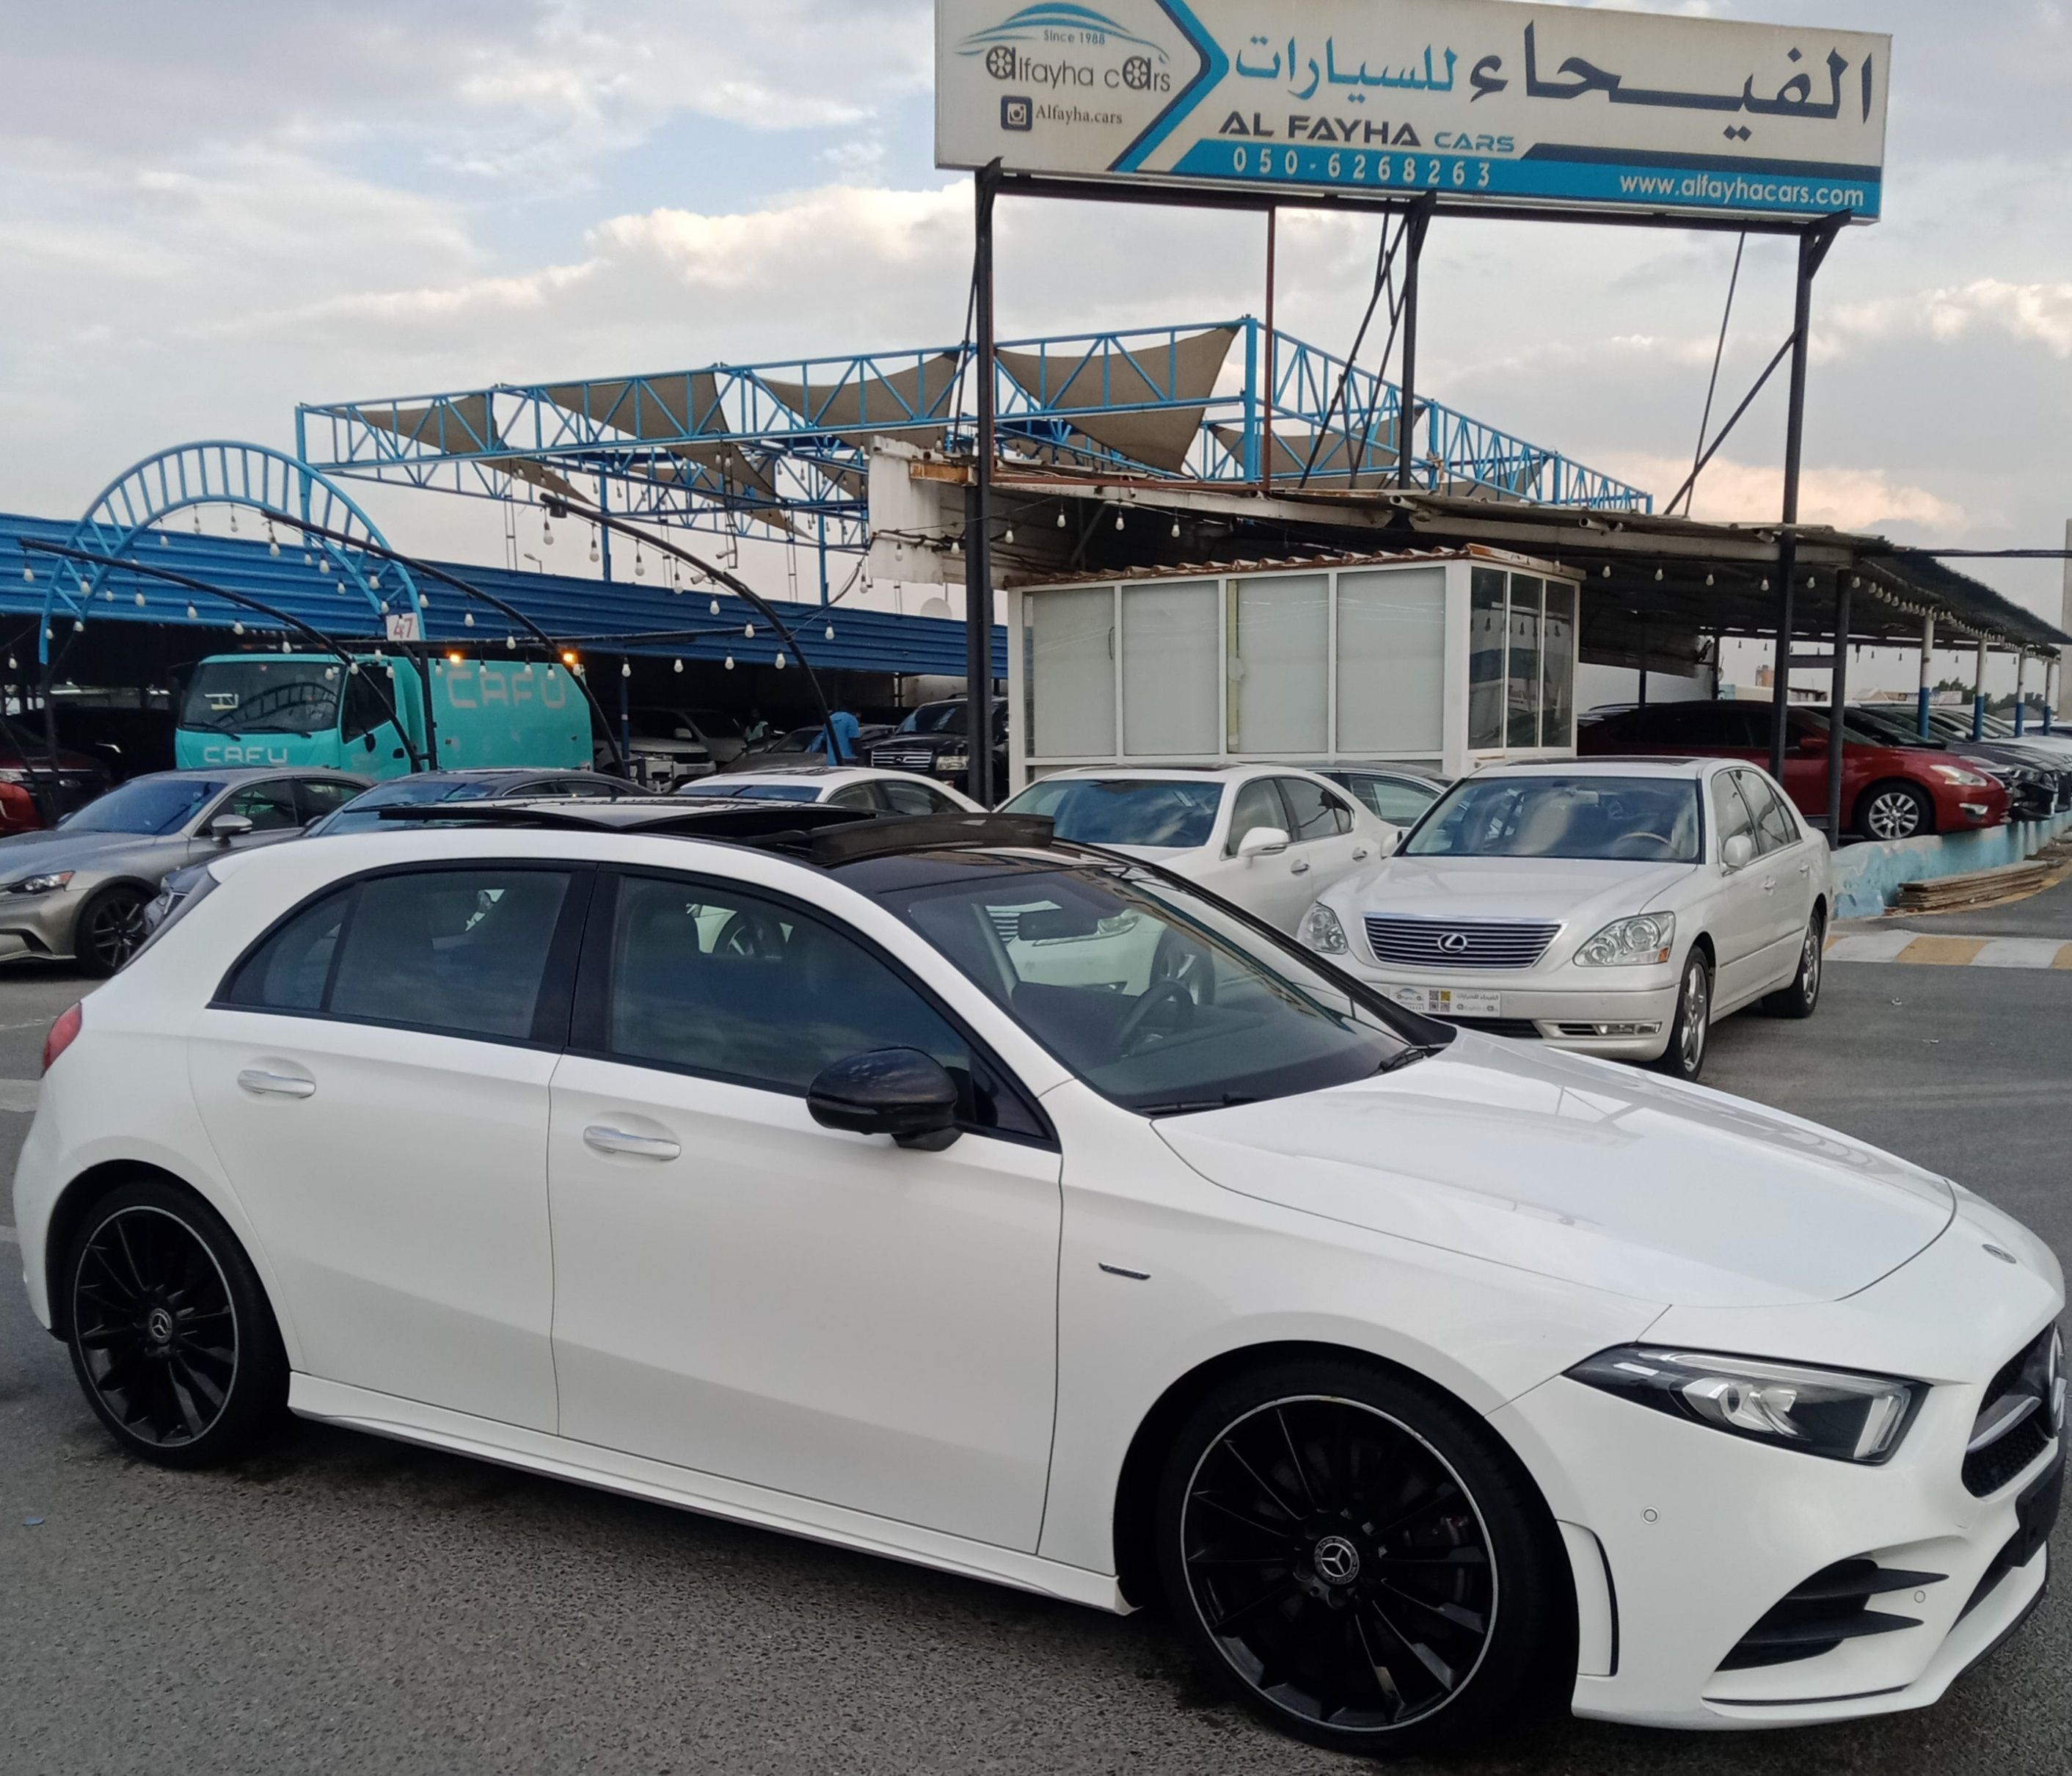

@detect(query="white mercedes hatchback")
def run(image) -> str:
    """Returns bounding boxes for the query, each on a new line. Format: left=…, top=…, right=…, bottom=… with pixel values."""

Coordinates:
left=12, top=802, right=2061, bottom=1756
left=1302, top=759, right=1833, bottom=1081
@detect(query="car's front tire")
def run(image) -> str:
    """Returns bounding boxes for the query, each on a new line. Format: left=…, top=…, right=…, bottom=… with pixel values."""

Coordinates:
left=1856, top=781, right=1934, bottom=842
left=1653, top=950, right=1712, bottom=1082
left=1764, top=911, right=1825, bottom=1019
left=73, top=884, right=152, bottom=977
left=1154, top=1357, right=1566, bottom=1758
left=62, top=1178, right=288, bottom=1466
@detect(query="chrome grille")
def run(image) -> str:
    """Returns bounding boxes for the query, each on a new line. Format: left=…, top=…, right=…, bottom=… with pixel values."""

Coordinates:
left=1363, top=916, right=1561, bottom=972
left=1964, top=1325, right=2062, bottom=1497
left=870, top=748, right=936, bottom=774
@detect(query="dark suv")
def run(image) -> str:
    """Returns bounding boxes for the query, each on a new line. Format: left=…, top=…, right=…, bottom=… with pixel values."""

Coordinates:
left=1580, top=702, right=2008, bottom=840
left=867, top=700, right=1010, bottom=795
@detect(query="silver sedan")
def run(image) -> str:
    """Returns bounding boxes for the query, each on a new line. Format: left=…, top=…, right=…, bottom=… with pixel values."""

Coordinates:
left=0, top=768, right=367, bottom=974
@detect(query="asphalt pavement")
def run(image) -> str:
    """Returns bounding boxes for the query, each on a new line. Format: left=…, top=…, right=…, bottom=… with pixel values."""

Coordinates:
left=3, top=951, right=2069, bottom=1775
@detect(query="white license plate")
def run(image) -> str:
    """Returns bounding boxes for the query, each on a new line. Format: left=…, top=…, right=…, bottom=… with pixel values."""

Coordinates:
left=1392, top=987, right=1502, bottom=1018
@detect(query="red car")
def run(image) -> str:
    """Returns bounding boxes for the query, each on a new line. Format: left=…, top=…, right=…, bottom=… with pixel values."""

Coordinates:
left=0, top=749, right=115, bottom=837
left=1580, top=702, right=2007, bottom=840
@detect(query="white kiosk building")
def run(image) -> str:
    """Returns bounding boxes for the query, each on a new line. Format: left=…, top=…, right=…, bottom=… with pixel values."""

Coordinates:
left=1006, top=550, right=1583, bottom=792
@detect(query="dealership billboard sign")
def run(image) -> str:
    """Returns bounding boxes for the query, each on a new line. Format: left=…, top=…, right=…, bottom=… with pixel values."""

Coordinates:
left=936, top=1, right=1889, bottom=222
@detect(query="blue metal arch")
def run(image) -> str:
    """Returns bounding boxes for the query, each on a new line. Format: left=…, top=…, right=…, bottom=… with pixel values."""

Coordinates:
left=43, top=441, right=423, bottom=663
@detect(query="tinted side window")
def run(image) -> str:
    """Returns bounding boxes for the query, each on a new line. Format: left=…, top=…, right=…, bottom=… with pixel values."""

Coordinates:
left=1740, top=773, right=1802, bottom=854
left=596, top=875, right=1043, bottom=1139
left=340, top=673, right=394, bottom=743
left=225, top=888, right=350, bottom=1011
left=1710, top=773, right=1757, bottom=857
left=225, top=780, right=302, bottom=832
left=876, top=778, right=954, bottom=816
left=227, top=868, right=577, bottom=1041
left=295, top=779, right=360, bottom=823
left=1346, top=776, right=1438, bottom=825
left=1226, top=779, right=1287, bottom=853
left=1277, top=777, right=1351, bottom=842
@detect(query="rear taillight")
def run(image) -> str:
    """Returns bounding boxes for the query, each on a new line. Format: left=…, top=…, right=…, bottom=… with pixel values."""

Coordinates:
left=43, top=1001, right=82, bottom=1074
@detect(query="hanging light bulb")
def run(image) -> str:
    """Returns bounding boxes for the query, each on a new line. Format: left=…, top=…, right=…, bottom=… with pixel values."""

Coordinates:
left=5, top=656, right=14, bottom=672
left=233, top=620, right=245, bottom=635
left=192, top=511, right=203, bottom=534
left=159, top=534, right=169, bottom=549
left=673, top=658, right=683, bottom=673
left=506, top=634, right=517, bottom=650
left=588, top=535, right=599, bottom=564
left=318, top=557, right=332, bottom=575
left=634, top=549, right=646, bottom=578
left=773, top=652, right=786, bottom=670
left=542, top=519, right=554, bottom=546
left=1057, top=509, right=1068, bottom=528
left=1172, top=520, right=1182, bottom=539
left=621, top=660, right=632, bottom=678
left=824, top=623, right=834, bottom=641
left=19, top=567, right=30, bottom=583
left=743, top=622, right=755, bottom=638
left=1003, top=526, right=1015, bottom=545
left=134, top=592, right=145, bottom=608
left=1115, top=511, right=1126, bottom=531
left=725, top=654, right=736, bottom=671
left=304, top=551, right=315, bottom=567
left=369, top=572, right=381, bottom=590
left=463, top=611, right=475, bottom=627
left=1706, top=573, right=1715, bottom=587
left=267, top=522, right=280, bottom=557
left=186, top=604, right=198, bottom=620
left=73, top=619, right=84, bottom=633
left=228, top=512, right=238, bottom=534
left=710, top=599, right=721, bottom=616
left=379, top=600, right=391, bottom=615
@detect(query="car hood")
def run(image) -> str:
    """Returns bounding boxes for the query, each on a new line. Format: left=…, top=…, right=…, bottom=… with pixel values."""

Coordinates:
left=1156, top=1036, right=1955, bottom=1309
left=1321, top=855, right=1696, bottom=926
left=0, top=828, right=180, bottom=877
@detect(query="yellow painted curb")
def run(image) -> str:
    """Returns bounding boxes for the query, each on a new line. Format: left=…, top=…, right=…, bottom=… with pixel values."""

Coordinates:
left=1894, top=936, right=1991, bottom=967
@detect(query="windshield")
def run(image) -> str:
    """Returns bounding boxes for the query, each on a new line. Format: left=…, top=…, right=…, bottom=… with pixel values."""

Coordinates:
left=901, top=702, right=967, bottom=735
left=66, top=776, right=225, bottom=837
left=1408, top=776, right=1702, bottom=863
left=308, top=775, right=499, bottom=836
left=1002, top=778, right=1224, bottom=849
left=875, top=859, right=1424, bottom=1114
left=181, top=660, right=340, bottom=735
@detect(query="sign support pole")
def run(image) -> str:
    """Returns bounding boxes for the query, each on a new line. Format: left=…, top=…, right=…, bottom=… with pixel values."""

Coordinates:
left=1769, top=216, right=1843, bottom=783
left=965, top=161, right=1000, bottom=809
left=1396, top=200, right=1432, bottom=491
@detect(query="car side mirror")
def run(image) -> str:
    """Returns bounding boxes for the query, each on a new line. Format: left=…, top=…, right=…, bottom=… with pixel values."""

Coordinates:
left=362, top=732, right=378, bottom=752
left=807, top=1048, right=961, bottom=1152
left=1233, top=825, right=1291, bottom=860
left=1721, top=832, right=1755, bottom=871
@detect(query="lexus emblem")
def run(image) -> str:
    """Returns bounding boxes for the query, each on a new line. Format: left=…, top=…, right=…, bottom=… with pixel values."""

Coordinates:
left=1438, top=931, right=1473, bottom=956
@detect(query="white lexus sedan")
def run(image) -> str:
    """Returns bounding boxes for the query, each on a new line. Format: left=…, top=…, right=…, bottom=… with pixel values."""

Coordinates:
left=676, top=764, right=983, bottom=815
left=12, top=801, right=2059, bottom=1756
left=1000, top=765, right=1398, bottom=931
left=1301, top=759, right=1832, bottom=1082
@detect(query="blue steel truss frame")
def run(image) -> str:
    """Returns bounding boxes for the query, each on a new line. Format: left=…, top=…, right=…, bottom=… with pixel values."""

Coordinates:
left=296, top=320, right=1652, bottom=555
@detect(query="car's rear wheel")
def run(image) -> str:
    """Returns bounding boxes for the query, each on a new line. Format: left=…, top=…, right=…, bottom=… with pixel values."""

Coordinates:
left=1155, top=1358, right=1564, bottom=1757
left=63, top=1179, right=287, bottom=1466
left=1764, top=911, right=1825, bottom=1019
left=1654, top=951, right=1711, bottom=1082
left=73, top=884, right=153, bottom=977
left=1857, top=782, right=1934, bottom=842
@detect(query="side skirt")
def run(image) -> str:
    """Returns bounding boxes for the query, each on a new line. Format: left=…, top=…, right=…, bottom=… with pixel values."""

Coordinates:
left=289, top=1374, right=1128, bottom=1614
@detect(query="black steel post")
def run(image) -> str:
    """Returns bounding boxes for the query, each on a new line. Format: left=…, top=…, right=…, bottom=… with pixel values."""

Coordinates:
left=1825, top=575, right=1850, bottom=846
left=965, top=164, right=999, bottom=808
left=1396, top=203, right=1432, bottom=490
left=1770, top=219, right=1840, bottom=782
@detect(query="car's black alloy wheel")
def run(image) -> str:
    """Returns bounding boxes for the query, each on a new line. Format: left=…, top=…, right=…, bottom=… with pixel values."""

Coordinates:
left=1156, top=1360, right=1563, bottom=1756
left=76, top=884, right=152, bottom=977
left=1765, top=912, right=1825, bottom=1019
left=65, top=1179, right=287, bottom=1466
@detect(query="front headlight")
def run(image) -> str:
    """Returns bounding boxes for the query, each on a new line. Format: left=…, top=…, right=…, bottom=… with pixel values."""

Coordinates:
left=4, top=871, right=75, bottom=896
left=937, top=751, right=970, bottom=772
left=1567, top=1346, right=1921, bottom=1464
left=1930, top=765, right=1992, bottom=787
left=1302, top=902, right=1349, bottom=954
left=1574, top=912, right=1675, bottom=967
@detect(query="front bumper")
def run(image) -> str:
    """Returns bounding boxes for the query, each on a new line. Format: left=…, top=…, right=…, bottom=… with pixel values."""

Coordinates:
left=1327, top=953, right=1680, bottom=1058
left=1492, top=1214, right=2064, bottom=1729
left=0, top=886, right=88, bottom=960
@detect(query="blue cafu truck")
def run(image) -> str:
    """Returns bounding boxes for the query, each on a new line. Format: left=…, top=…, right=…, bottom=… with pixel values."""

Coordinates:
left=175, top=652, right=593, bottom=777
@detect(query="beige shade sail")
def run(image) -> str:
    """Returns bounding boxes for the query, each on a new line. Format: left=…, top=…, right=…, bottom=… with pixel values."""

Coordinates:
left=1208, top=421, right=1402, bottom=487
left=541, top=373, right=728, bottom=443
left=998, top=327, right=1236, bottom=473
left=759, top=354, right=960, bottom=451
left=355, top=393, right=498, bottom=454
left=488, top=456, right=580, bottom=500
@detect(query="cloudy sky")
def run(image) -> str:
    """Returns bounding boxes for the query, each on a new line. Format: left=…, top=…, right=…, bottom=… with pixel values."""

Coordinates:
left=4, top=0, right=2068, bottom=669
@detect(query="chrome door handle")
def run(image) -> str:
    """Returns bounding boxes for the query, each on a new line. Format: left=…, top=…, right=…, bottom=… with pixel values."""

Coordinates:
left=237, top=1069, right=315, bottom=1099
left=1351, top=848, right=1371, bottom=862
left=1290, top=860, right=1312, bottom=875
left=583, top=1125, right=682, bottom=1161
left=1761, top=878, right=1777, bottom=894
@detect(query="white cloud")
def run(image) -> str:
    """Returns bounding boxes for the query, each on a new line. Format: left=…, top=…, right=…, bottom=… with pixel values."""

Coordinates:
left=1603, top=453, right=1970, bottom=534
left=1823, top=280, right=2072, bottom=361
